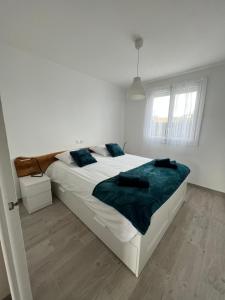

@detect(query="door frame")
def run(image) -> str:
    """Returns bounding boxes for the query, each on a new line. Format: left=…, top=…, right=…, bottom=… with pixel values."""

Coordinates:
left=0, top=97, right=33, bottom=300
left=0, top=190, right=20, bottom=300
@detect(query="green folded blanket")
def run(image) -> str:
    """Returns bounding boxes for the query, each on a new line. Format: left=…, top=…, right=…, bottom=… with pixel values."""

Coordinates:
left=118, top=172, right=149, bottom=188
left=154, top=158, right=177, bottom=169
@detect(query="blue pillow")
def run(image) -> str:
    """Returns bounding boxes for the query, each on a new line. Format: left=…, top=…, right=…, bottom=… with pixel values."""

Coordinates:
left=70, top=149, right=97, bottom=167
left=105, top=143, right=124, bottom=157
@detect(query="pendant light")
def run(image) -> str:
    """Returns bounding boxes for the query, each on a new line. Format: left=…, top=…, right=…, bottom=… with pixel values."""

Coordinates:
left=128, top=37, right=146, bottom=100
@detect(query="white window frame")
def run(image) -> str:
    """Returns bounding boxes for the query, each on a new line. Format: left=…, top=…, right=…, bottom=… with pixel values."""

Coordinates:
left=144, top=78, right=207, bottom=146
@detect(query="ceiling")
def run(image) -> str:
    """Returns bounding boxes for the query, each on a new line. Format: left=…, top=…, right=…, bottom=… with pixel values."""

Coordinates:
left=1, top=0, right=225, bottom=87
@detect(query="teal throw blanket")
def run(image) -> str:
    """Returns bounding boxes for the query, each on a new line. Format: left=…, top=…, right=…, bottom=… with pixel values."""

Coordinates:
left=92, top=160, right=190, bottom=235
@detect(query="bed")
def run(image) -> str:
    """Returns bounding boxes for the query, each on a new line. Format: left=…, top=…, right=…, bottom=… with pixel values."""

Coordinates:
left=44, top=153, right=188, bottom=277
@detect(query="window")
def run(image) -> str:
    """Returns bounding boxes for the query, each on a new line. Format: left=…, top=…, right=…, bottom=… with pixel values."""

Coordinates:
left=144, top=78, right=207, bottom=145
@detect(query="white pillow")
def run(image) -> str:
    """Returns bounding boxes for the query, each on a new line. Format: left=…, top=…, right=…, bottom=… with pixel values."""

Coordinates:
left=89, top=145, right=110, bottom=157
left=55, top=151, right=74, bottom=165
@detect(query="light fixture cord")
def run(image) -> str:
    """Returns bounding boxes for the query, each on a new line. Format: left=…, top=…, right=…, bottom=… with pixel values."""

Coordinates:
left=137, top=48, right=140, bottom=77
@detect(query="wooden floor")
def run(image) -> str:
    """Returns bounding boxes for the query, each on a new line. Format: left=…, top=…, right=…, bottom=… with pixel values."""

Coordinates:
left=19, top=184, right=225, bottom=300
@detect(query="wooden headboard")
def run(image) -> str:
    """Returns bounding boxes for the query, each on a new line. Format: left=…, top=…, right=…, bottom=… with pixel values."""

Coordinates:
left=14, top=151, right=64, bottom=177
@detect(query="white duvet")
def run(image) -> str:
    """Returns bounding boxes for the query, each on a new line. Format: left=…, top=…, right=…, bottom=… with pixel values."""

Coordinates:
left=46, top=154, right=151, bottom=242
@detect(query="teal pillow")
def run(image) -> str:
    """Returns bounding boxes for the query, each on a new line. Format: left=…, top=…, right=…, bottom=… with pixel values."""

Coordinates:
left=105, top=143, right=124, bottom=157
left=70, top=149, right=97, bottom=167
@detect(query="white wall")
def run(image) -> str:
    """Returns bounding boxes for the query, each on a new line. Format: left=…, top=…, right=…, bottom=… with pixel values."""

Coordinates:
left=125, top=64, right=225, bottom=193
left=0, top=43, right=125, bottom=197
left=0, top=44, right=125, bottom=158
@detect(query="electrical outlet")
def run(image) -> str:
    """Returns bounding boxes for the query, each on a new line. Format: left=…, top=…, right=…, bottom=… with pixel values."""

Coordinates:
left=75, top=139, right=84, bottom=144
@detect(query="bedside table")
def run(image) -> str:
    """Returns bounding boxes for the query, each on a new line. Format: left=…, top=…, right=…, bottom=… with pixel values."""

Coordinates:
left=19, top=174, right=52, bottom=214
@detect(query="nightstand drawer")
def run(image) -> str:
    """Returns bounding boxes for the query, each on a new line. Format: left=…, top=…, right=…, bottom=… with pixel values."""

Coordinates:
left=20, top=175, right=51, bottom=197
left=23, top=190, right=52, bottom=214
left=19, top=174, right=52, bottom=214
left=21, top=180, right=50, bottom=197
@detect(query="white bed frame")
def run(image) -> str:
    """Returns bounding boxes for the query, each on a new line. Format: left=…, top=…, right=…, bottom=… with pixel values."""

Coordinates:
left=52, top=179, right=187, bottom=277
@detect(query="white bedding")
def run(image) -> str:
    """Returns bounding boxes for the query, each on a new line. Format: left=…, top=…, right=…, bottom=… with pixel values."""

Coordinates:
left=46, top=154, right=151, bottom=242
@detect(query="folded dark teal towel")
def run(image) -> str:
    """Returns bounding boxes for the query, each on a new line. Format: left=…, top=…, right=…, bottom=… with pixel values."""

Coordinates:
left=118, top=172, right=149, bottom=188
left=154, top=158, right=177, bottom=169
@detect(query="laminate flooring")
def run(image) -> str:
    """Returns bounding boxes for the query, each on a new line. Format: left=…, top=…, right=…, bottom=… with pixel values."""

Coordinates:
left=19, top=184, right=225, bottom=300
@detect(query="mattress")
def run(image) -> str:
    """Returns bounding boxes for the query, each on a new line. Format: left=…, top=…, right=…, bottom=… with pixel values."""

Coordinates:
left=46, top=153, right=151, bottom=242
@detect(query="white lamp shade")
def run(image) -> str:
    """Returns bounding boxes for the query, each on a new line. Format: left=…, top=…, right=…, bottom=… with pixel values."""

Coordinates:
left=128, top=77, right=146, bottom=100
